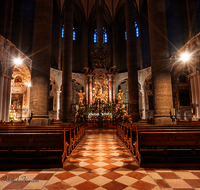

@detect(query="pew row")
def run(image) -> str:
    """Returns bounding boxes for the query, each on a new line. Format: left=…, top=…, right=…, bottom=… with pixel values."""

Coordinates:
left=0, top=123, right=85, bottom=169
left=0, top=120, right=26, bottom=126
left=135, top=125, right=200, bottom=167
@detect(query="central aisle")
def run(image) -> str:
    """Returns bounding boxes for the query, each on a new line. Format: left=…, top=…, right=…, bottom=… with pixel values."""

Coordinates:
left=45, top=132, right=160, bottom=190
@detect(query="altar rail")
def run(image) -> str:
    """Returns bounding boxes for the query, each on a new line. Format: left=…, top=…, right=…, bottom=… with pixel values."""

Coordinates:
left=116, top=123, right=200, bottom=167
left=0, top=123, right=85, bottom=169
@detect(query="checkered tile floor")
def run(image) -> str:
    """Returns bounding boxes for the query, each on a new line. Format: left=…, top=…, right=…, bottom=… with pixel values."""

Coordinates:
left=1, top=132, right=200, bottom=190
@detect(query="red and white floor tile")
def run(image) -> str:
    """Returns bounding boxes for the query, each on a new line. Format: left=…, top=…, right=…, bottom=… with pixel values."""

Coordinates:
left=1, top=132, right=200, bottom=190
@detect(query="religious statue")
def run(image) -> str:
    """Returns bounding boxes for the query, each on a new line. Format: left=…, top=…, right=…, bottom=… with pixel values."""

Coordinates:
left=77, top=90, right=85, bottom=105
left=117, top=89, right=124, bottom=104
left=96, top=88, right=104, bottom=101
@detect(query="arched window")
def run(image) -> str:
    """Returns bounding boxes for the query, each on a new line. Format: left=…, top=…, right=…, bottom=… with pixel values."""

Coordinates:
left=125, top=22, right=139, bottom=40
left=62, top=25, right=75, bottom=41
left=94, top=29, right=97, bottom=43
left=103, top=27, right=107, bottom=43
left=135, top=22, right=139, bottom=37
left=73, top=27, right=75, bottom=41
left=94, top=27, right=107, bottom=43
left=62, top=25, right=64, bottom=38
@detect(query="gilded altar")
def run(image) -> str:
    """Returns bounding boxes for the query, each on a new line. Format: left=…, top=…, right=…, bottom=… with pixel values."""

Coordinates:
left=84, top=67, right=117, bottom=105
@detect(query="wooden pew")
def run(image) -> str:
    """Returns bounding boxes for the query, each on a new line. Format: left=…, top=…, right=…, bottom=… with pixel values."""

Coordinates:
left=0, top=125, right=68, bottom=169
left=0, top=123, right=85, bottom=169
left=0, top=120, right=26, bottom=126
left=177, top=120, right=200, bottom=125
left=135, top=124, right=200, bottom=167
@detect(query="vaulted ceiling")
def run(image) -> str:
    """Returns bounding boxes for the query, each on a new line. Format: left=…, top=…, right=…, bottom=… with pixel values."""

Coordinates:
left=58, top=0, right=140, bottom=24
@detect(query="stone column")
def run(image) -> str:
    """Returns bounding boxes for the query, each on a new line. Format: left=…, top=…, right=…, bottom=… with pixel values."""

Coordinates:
left=141, top=91, right=146, bottom=119
left=108, top=74, right=112, bottom=103
left=190, top=77, right=195, bottom=118
left=125, top=0, right=140, bottom=122
left=56, top=90, right=61, bottom=120
left=25, top=87, right=31, bottom=109
left=30, top=0, right=53, bottom=125
left=112, top=24, right=116, bottom=66
left=197, top=74, right=200, bottom=119
left=190, top=76, right=197, bottom=118
left=81, top=24, right=88, bottom=69
left=86, top=80, right=89, bottom=104
left=147, top=0, right=173, bottom=124
left=61, top=0, right=73, bottom=122
left=97, top=0, right=104, bottom=47
left=2, top=78, right=8, bottom=122
left=0, top=76, right=4, bottom=121
left=186, top=0, right=197, bottom=39
left=0, top=0, right=14, bottom=41
left=190, top=77, right=195, bottom=104
left=137, top=20, right=143, bottom=70
left=5, top=78, right=11, bottom=121
left=89, top=74, right=93, bottom=105
left=58, top=19, right=63, bottom=70
left=112, top=79, right=115, bottom=102
left=194, top=75, right=199, bottom=118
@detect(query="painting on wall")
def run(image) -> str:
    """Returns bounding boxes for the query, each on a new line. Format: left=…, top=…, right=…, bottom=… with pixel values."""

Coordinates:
left=14, top=76, right=22, bottom=83
left=11, top=94, right=23, bottom=109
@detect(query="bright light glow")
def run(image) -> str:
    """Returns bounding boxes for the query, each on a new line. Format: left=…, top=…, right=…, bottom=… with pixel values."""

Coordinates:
left=181, top=53, right=190, bottom=62
left=14, top=58, right=22, bottom=65
left=25, top=82, right=31, bottom=87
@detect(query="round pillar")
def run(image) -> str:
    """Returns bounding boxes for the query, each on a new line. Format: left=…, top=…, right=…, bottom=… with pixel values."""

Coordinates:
left=147, top=0, right=173, bottom=124
left=125, top=0, right=140, bottom=122
left=61, top=0, right=73, bottom=122
left=56, top=90, right=61, bottom=120
left=30, top=0, right=53, bottom=125
left=97, top=0, right=104, bottom=47
left=112, top=24, right=116, bottom=66
left=0, top=76, right=4, bottom=121
left=2, top=78, right=8, bottom=122
left=58, top=19, right=63, bottom=71
left=186, top=0, right=197, bottom=39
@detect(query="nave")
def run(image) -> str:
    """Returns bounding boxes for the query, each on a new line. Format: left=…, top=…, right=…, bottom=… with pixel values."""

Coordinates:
left=0, top=132, right=200, bottom=190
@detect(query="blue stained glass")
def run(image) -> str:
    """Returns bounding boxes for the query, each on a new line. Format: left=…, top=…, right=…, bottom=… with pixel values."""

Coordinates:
left=62, top=26, right=75, bottom=40
left=135, top=22, right=139, bottom=37
left=103, top=27, right=107, bottom=43
left=104, top=33, right=107, bottom=43
left=125, top=22, right=139, bottom=40
left=73, top=27, right=75, bottom=41
left=94, top=29, right=97, bottom=43
left=94, top=28, right=107, bottom=43
left=62, top=25, right=64, bottom=38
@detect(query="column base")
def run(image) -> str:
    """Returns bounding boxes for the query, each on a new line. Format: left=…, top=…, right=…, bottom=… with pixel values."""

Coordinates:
left=153, top=116, right=174, bottom=125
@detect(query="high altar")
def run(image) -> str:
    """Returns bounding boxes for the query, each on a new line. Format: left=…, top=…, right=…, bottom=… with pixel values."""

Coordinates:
left=84, top=43, right=118, bottom=106
left=82, top=42, right=118, bottom=120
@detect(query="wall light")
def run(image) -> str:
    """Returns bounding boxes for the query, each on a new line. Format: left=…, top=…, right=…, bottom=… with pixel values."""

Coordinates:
left=25, top=82, right=31, bottom=87
left=180, top=53, right=190, bottom=62
left=13, top=58, right=22, bottom=65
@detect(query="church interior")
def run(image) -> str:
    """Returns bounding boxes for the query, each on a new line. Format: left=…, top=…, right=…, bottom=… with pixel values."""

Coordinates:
left=1, top=0, right=200, bottom=189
